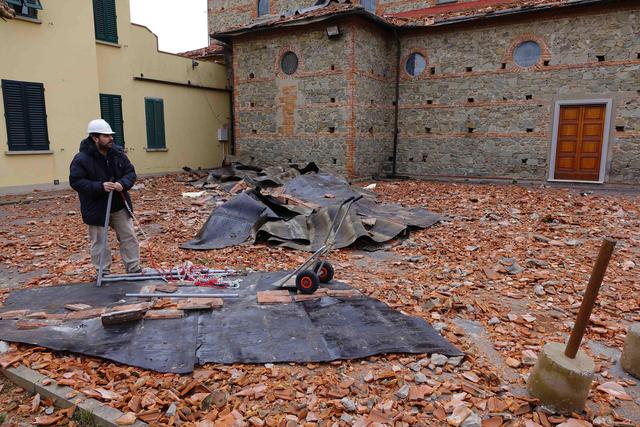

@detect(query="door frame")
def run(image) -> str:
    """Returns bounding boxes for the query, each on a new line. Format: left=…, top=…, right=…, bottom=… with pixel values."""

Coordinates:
left=547, top=98, right=613, bottom=184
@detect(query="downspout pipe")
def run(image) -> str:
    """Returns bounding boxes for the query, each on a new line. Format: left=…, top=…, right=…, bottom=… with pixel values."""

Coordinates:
left=222, top=41, right=236, bottom=157
left=390, top=29, right=401, bottom=178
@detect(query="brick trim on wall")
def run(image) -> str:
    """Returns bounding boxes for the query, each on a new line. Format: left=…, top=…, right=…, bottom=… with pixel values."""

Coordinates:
left=275, top=45, right=305, bottom=78
left=400, top=48, right=430, bottom=80
left=503, top=33, right=552, bottom=71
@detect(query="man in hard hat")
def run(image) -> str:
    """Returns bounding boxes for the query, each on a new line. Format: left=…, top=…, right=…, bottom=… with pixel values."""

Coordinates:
left=69, top=119, right=141, bottom=276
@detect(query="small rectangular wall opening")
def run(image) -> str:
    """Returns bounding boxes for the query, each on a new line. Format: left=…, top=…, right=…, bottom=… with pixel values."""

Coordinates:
left=250, top=102, right=255, bottom=108
left=427, top=100, right=433, bottom=105
left=328, top=127, right=335, bottom=133
left=430, top=67, right=436, bottom=75
left=249, top=72, right=255, bottom=79
left=525, top=94, right=533, bottom=100
left=501, top=63, right=506, bottom=69
left=467, top=98, right=474, bottom=103
left=330, top=97, right=336, bottom=103
left=332, top=158, right=337, bottom=164
left=422, top=155, right=428, bottom=162
left=465, top=67, right=473, bottom=72
left=425, top=127, right=431, bottom=133
left=543, top=60, right=550, bottom=66
left=596, top=55, right=605, bottom=62
left=616, top=126, right=625, bottom=132
left=251, top=129, right=257, bottom=134
left=526, top=128, right=534, bottom=133
left=468, top=127, right=475, bottom=133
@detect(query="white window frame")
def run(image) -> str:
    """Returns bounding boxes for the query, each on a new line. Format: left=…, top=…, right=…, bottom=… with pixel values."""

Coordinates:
left=547, top=98, right=613, bottom=184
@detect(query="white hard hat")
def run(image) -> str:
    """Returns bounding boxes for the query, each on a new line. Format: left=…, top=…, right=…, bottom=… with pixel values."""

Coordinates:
left=87, top=119, right=115, bottom=134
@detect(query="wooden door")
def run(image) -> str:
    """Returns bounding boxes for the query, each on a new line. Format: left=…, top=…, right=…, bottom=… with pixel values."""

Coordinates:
left=554, top=104, right=606, bottom=181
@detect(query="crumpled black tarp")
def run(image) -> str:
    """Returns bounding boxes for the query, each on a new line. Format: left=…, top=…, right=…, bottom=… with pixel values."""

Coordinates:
left=0, top=273, right=463, bottom=373
left=182, top=164, right=441, bottom=251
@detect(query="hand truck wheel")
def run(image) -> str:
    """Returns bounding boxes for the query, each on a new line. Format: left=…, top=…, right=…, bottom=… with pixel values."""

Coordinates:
left=295, top=270, right=319, bottom=294
left=314, top=260, right=334, bottom=283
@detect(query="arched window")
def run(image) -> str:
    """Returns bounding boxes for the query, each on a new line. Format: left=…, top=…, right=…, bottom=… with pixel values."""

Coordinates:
left=513, top=41, right=541, bottom=67
left=405, top=52, right=426, bottom=77
left=257, top=0, right=269, bottom=17
left=362, top=0, right=376, bottom=13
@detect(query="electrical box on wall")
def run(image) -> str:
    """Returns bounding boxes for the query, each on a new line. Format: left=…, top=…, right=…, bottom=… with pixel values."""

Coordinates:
left=217, top=128, right=228, bottom=142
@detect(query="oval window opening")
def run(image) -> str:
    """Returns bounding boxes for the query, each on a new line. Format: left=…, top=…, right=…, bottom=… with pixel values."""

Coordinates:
left=513, top=41, right=541, bottom=67
left=280, top=52, right=299, bottom=75
left=405, top=52, right=426, bottom=77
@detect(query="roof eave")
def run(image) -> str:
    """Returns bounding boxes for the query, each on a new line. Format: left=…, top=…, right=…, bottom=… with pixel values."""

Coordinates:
left=212, top=9, right=395, bottom=42
left=212, top=0, right=621, bottom=41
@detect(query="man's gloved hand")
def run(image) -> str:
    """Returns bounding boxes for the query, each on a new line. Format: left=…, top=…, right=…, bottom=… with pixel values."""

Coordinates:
left=103, top=182, right=123, bottom=192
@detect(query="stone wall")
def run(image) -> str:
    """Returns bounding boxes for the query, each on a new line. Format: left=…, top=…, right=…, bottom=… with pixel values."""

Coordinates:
left=396, top=6, right=640, bottom=183
left=353, top=22, right=396, bottom=176
left=232, top=18, right=402, bottom=177
left=208, top=0, right=478, bottom=34
left=208, top=0, right=315, bottom=33
left=232, top=24, right=355, bottom=173
left=227, top=5, right=640, bottom=183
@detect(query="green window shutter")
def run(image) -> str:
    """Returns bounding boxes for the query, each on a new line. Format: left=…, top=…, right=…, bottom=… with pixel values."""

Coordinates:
left=2, top=79, right=49, bottom=151
left=93, top=0, right=118, bottom=44
left=99, top=94, right=125, bottom=147
left=23, top=0, right=42, bottom=9
left=145, top=98, right=166, bottom=149
left=144, top=98, right=155, bottom=148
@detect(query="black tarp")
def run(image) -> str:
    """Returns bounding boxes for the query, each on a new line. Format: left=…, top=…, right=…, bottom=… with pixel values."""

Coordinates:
left=0, top=272, right=462, bottom=373
left=182, top=167, right=442, bottom=251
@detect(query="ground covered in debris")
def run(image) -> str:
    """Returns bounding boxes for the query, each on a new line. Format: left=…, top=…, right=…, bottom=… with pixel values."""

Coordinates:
left=0, top=174, right=638, bottom=426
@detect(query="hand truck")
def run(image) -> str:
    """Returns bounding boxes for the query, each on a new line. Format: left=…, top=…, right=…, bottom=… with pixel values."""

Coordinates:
left=274, top=195, right=363, bottom=294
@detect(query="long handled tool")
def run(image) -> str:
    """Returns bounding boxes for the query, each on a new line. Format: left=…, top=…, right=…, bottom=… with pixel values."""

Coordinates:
left=96, top=189, right=113, bottom=287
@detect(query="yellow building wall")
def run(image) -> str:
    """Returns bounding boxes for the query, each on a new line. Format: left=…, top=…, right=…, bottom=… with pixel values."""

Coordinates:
left=96, top=0, right=230, bottom=175
left=0, top=0, right=101, bottom=189
left=0, top=0, right=229, bottom=191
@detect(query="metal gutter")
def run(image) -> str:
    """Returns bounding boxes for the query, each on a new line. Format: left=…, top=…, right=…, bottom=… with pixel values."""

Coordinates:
left=390, top=30, right=400, bottom=178
left=133, top=76, right=230, bottom=92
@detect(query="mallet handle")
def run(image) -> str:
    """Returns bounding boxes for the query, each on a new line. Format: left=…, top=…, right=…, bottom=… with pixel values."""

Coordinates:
left=564, top=237, right=616, bottom=359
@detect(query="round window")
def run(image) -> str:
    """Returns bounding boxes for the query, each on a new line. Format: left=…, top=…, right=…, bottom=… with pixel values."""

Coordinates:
left=513, top=41, right=541, bottom=67
left=405, top=52, right=426, bottom=77
left=280, top=51, right=299, bottom=75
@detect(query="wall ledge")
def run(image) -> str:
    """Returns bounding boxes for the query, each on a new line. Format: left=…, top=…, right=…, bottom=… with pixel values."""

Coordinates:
left=96, top=40, right=122, bottom=48
left=4, top=150, right=54, bottom=156
left=14, top=15, right=42, bottom=24
left=144, top=148, right=168, bottom=152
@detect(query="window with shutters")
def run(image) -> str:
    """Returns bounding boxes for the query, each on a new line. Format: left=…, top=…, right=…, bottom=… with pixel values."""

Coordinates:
left=144, top=98, right=166, bottom=149
left=6, top=0, right=42, bottom=19
left=93, top=0, right=118, bottom=44
left=1, top=80, right=50, bottom=152
left=99, top=94, right=125, bottom=147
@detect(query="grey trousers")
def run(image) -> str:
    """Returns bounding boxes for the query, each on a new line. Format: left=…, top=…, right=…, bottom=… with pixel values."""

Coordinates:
left=88, top=208, right=141, bottom=274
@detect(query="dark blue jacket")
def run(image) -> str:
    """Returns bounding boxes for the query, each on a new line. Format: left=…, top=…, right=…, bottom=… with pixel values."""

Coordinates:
left=69, top=138, right=136, bottom=226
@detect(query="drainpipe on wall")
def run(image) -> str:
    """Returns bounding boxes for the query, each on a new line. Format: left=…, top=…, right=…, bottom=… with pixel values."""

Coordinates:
left=222, top=41, right=236, bottom=157
left=390, top=29, right=401, bottom=178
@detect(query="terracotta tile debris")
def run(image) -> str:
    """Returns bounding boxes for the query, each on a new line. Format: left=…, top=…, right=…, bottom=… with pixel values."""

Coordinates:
left=0, top=309, right=29, bottom=320
left=65, top=308, right=106, bottom=321
left=256, top=290, right=292, bottom=304
left=64, top=303, right=93, bottom=311
left=0, top=175, right=639, bottom=426
left=144, top=309, right=185, bottom=319
left=177, top=298, right=223, bottom=310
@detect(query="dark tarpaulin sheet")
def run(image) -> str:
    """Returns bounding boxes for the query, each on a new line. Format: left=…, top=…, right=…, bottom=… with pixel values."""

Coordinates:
left=182, top=171, right=442, bottom=251
left=0, top=272, right=462, bottom=373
